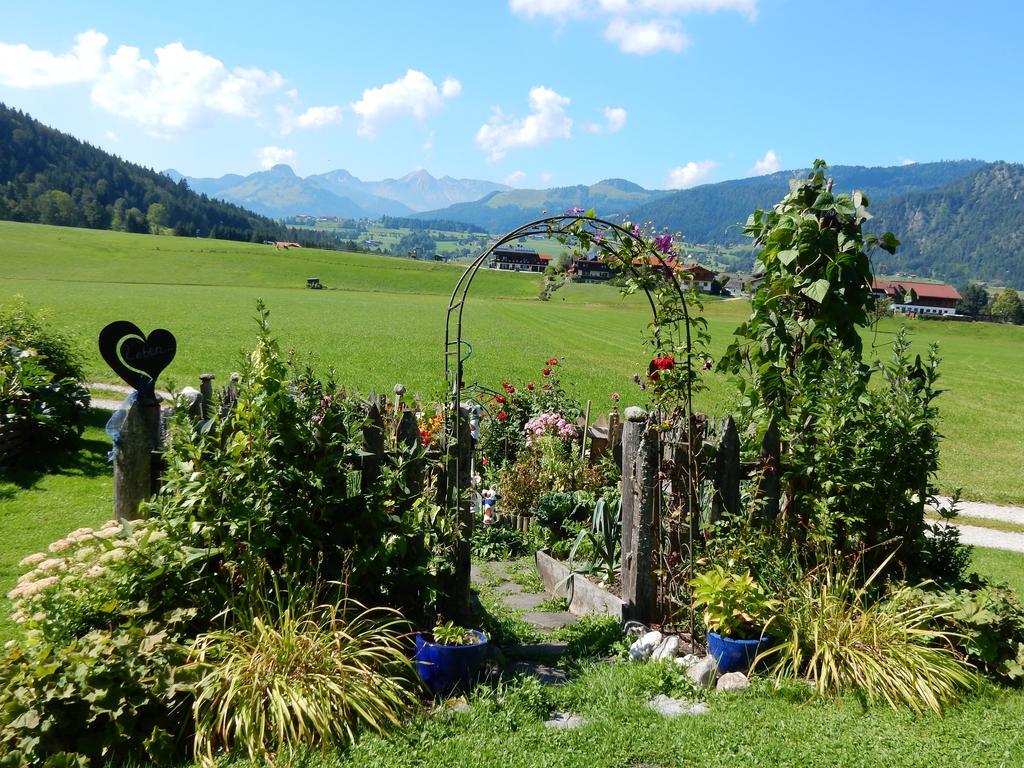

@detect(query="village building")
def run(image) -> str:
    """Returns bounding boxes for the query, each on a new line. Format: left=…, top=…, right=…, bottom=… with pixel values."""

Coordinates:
left=569, top=254, right=613, bottom=282
left=489, top=245, right=551, bottom=272
left=872, top=278, right=961, bottom=316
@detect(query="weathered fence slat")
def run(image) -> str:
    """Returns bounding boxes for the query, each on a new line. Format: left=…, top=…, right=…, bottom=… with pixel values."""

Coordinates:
left=360, top=402, right=385, bottom=492
left=710, top=415, right=741, bottom=526
left=620, top=408, right=659, bottom=624
left=753, top=417, right=781, bottom=522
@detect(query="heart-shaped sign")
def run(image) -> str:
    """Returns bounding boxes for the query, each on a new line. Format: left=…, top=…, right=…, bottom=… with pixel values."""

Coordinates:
left=98, top=321, right=177, bottom=402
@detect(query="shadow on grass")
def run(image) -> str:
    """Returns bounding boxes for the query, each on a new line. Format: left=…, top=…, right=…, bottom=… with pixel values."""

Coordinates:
left=1, top=409, right=112, bottom=493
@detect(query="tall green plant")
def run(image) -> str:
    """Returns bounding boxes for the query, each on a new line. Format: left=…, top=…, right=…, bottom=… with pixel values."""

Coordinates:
left=718, top=159, right=899, bottom=413
left=760, top=556, right=977, bottom=713
left=188, top=592, right=418, bottom=766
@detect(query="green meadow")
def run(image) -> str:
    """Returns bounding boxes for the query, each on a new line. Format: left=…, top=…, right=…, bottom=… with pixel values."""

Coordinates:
left=1, top=221, right=1022, bottom=504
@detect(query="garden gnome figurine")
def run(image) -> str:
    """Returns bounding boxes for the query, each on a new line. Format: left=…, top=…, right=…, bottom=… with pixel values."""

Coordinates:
left=482, top=488, right=497, bottom=525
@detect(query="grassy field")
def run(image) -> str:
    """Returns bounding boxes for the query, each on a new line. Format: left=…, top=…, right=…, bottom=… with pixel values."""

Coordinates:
left=1, top=220, right=1021, bottom=503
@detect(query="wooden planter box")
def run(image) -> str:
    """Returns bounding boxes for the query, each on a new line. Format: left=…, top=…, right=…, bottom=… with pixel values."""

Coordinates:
left=534, top=549, right=625, bottom=622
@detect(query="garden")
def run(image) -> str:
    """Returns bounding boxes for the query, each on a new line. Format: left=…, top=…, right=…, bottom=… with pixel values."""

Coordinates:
left=3, top=161, right=1024, bottom=767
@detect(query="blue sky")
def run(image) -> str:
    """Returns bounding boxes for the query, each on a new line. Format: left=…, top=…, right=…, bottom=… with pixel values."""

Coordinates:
left=1, top=1, right=1021, bottom=189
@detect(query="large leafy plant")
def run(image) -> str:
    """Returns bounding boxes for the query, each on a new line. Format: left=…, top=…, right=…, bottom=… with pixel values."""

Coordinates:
left=690, top=565, right=777, bottom=640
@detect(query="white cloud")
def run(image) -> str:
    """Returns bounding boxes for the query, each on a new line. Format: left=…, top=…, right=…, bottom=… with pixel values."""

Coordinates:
left=509, top=0, right=584, bottom=18
left=604, top=18, right=688, bottom=54
left=351, top=69, right=461, bottom=137
left=257, top=146, right=296, bottom=170
left=90, top=42, right=284, bottom=136
left=666, top=160, right=716, bottom=189
left=505, top=170, right=528, bottom=186
left=604, top=106, right=627, bottom=132
left=583, top=105, right=628, bottom=133
left=541, top=171, right=554, bottom=184
left=901, top=158, right=917, bottom=166
left=104, top=130, right=119, bottom=143
left=509, top=0, right=757, bottom=54
left=636, top=0, right=758, bottom=21
left=475, top=86, right=573, bottom=161
left=0, top=30, right=108, bottom=88
left=748, top=149, right=782, bottom=176
left=278, top=104, right=342, bottom=135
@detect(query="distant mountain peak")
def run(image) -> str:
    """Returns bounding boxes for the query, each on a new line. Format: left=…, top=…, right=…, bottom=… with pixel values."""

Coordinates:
left=267, top=164, right=296, bottom=177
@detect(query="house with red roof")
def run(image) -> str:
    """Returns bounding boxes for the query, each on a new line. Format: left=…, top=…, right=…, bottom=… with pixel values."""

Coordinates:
left=490, top=245, right=552, bottom=273
left=872, top=278, right=961, bottom=316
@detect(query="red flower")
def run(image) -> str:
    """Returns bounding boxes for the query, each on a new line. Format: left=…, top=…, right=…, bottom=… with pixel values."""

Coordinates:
left=648, top=355, right=676, bottom=381
left=542, top=383, right=552, bottom=391
left=527, top=382, right=535, bottom=390
left=547, top=357, right=559, bottom=366
left=497, top=411, right=508, bottom=420
left=482, top=457, right=489, bottom=466
left=494, top=394, right=507, bottom=404
left=542, top=368, right=552, bottom=376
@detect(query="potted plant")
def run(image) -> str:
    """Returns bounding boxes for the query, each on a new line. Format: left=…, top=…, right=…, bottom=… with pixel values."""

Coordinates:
left=691, top=565, right=778, bottom=674
left=414, top=619, right=489, bottom=694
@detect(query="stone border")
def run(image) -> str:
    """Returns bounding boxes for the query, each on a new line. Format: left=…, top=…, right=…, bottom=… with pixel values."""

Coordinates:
left=535, top=549, right=626, bottom=621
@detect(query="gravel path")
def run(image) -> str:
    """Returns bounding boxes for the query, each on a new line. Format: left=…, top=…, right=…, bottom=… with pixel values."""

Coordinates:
left=934, top=496, right=1024, bottom=526
left=933, top=521, right=1024, bottom=554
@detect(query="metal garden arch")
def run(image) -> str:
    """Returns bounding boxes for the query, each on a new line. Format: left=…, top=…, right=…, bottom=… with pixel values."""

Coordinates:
left=442, top=213, right=702, bottom=530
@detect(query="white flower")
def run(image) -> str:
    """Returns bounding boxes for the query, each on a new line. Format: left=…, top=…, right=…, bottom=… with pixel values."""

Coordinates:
left=101, top=519, right=121, bottom=530
left=99, top=549, right=127, bottom=564
left=48, top=538, right=72, bottom=553
left=36, top=558, right=65, bottom=572
left=85, top=565, right=107, bottom=578
left=18, top=552, right=46, bottom=568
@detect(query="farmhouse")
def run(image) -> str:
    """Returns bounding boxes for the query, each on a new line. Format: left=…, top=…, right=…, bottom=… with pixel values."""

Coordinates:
left=490, top=245, right=551, bottom=272
left=872, top=278, right=961, bottom=316
left=570, top=254, right=613, bottom=282
left=676, top=263, right=717, bottom=293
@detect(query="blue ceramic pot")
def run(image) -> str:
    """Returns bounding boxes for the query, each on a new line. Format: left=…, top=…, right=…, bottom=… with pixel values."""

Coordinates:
left=706, top=631, right=773, bottom=674
left=414, top=630, right=489, bottom=694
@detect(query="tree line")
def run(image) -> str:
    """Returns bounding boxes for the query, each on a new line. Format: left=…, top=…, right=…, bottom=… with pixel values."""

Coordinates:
left=0, top=103, right=349, bottom=250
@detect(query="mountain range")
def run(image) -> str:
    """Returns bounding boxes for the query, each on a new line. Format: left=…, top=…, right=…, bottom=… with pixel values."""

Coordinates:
left=166, top=165, right=509, bottom=218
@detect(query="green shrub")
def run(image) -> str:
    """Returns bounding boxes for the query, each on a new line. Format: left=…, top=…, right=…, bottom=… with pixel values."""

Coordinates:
left=690, top=565, right=777, bottom=639
left=471, top=524, right=530, bottom=561
left=761, top=558, right=978, bottom=713
left=0, top=611, right=193, bottom=767
left=188, top=593, right=418, bottom=766
left=918, top=581, right=1024, bottom=683
left=0, top=298, right=85, bottom=381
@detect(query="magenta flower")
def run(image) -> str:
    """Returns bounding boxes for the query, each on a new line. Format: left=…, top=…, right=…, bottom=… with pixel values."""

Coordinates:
left=654, top=234, right=673, bottom=254
left=566, top=207, right=585, bottom=215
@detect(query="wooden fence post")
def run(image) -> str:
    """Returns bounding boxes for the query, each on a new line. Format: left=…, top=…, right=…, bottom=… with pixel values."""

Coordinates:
left=710, top=415, right=741, bottom=527
left=113, top=398, right=162, bottom=520
left=620, top=406, right=659, bottom=624
left=753, top=417, right=780, bottom=522
left=199, top=373, right=215, bottom=420
left=361, top=401, right=385, bottom=492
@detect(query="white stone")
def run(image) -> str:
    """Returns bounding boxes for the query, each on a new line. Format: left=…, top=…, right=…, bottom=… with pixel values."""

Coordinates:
left=647, top=694, right=709, bottom=717
left=716, top=671, right=751, bottom=692
left=686, top=656, right=717, bottom=688
left=629, top=630, right=663, bottom=661
left=652, top=634, right=680, bottom=661
left=623, top=620, right=647, bottom=638
left=674, top=653, right=700, bottom=668
left=544, top=712, right=587, bottom=730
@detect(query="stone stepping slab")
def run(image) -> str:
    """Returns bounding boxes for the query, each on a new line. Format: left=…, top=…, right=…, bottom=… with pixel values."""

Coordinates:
left=523, top=609, right=575, bottom=633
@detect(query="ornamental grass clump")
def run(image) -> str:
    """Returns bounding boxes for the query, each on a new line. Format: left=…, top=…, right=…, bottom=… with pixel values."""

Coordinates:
left=760, top=556, right=978, bottom=714
left=188, top=595, right=419, bottom=766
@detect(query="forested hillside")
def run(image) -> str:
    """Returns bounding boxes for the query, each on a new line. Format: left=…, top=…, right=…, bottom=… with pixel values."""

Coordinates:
left=628, top=160, right=987, bottom=245
left=870, top=163, right=1024, bottom=288
left=0, top=103, right=336, bottom=246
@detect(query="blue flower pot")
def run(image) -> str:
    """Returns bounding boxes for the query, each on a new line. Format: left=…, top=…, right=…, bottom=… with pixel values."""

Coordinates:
left=414, top=630, right=489, bottom=694
left=706, top=632, right=773, bottom=674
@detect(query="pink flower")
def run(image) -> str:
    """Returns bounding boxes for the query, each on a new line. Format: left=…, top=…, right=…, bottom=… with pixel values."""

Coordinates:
left=654, top=234, right=673, bottom=254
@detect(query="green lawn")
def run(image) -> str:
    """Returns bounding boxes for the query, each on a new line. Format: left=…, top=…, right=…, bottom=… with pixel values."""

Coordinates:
left=1, top=221, right=1022, bottom=503
left=0, top=411, right=112, bottom=642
